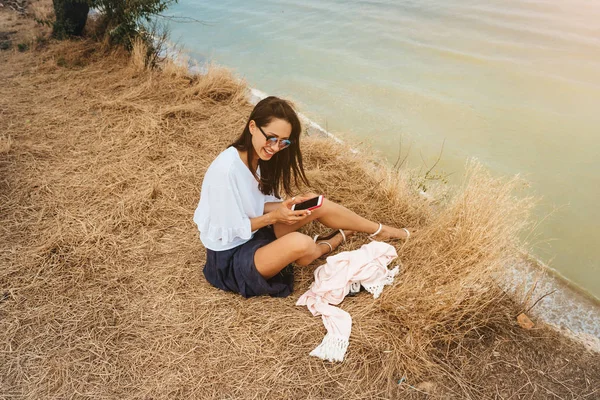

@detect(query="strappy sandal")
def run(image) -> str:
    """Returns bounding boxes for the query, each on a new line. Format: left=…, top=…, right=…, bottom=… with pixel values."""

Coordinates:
left=368, top=223, right=410, bottom=241
left=314, top=229, right=347, bottom=244
left=314, top=229, right=347, bottom=257
left=315, top=241, right=333, bottom=256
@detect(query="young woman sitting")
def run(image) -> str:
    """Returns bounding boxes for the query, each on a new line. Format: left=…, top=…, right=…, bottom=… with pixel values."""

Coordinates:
left=193, top=96, right=411, bottom=298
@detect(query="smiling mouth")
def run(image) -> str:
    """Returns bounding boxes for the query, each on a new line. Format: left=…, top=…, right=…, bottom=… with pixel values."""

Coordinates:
left=264, top=148, right=275, bottom=156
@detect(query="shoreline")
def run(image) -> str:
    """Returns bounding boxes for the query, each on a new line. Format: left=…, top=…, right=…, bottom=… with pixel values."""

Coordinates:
left=503, top=255, right=600, bottom=351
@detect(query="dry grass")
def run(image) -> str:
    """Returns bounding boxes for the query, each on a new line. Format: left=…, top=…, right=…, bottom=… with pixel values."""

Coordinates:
left=1, top=3, right=599, bottom=399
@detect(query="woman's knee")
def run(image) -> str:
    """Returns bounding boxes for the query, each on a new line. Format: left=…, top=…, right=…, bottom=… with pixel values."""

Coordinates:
left=287, top=232, right=316, bottom=257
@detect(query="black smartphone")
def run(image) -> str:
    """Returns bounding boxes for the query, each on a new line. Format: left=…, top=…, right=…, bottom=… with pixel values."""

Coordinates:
left=291, top=195, right=324, bottom=211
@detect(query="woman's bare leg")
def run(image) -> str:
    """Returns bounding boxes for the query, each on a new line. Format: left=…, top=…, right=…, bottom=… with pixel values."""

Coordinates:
left=254, top=231, right=347, bottom=279
left=273, top=193, right=411, bottom=240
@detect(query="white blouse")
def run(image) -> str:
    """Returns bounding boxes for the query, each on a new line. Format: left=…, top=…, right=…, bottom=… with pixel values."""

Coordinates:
left=193, top=147, right=281, bottom=251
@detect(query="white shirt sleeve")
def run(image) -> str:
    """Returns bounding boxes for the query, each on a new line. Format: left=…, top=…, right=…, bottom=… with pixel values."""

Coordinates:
left=265, top=193, right=281, bottom=203
left=195, top=167, right=252, bottom=246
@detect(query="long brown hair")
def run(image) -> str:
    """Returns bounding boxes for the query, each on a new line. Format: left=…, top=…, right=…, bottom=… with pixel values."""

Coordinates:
left=230, top=96, right=309, bottom=198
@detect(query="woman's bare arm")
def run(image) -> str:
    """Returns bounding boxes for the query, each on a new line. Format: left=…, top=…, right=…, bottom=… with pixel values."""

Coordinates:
left=263, top=201, right=281, bottom=214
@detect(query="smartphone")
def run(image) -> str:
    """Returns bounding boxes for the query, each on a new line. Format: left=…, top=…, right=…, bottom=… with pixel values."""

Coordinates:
left=291, top=195, right=324, bottom=211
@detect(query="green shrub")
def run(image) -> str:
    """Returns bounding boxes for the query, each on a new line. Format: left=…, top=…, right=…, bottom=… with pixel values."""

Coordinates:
left=93, top=0, right=177, bottom=50
left=51, top=0, right=177, bottom=52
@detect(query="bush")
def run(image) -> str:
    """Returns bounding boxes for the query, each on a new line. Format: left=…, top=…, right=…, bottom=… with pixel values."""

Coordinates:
left=51, top=0, right=177, bottom=53
left=93, top=0, right=177, bottom=50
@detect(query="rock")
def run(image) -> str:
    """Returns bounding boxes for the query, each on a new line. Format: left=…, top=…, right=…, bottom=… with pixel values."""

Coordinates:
left=517, top=313, right=535, bottom=329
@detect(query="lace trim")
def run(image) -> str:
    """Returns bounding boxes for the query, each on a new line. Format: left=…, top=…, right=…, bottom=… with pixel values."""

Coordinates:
left=309, top=333, right=349, bottom=362
left=363, top=265, right=400, bottom=299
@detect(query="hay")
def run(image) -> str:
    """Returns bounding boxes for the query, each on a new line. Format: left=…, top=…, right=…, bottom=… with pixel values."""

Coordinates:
left=1, top=4, right=599, bottom=398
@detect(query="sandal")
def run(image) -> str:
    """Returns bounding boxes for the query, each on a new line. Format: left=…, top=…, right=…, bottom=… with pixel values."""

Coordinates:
left=314, top=229, right=348, bottom=257
left=315, top=241, right=333, bottom=256
left=368, top=223, right=410, bottom=241
left=314, top=229, right=347, bottom=244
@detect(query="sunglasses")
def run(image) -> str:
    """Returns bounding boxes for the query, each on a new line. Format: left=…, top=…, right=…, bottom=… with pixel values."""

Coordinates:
left=257, top=125, right=293, bottom=150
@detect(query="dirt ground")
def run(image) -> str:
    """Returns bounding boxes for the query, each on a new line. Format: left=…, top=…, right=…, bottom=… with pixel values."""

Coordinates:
left=1, top=2, right=599, bottom=399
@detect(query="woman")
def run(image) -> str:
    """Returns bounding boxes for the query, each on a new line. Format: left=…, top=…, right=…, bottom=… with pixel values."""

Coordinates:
left=193, top=96, right=411, bottom=298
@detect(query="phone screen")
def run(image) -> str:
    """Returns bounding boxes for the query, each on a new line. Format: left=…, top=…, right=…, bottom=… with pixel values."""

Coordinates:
left=293, top=196, right=320, bottom=210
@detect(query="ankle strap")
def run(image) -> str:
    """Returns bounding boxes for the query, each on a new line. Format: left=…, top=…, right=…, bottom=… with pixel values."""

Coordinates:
left=368, top=223, right=383, bottom=238
left=317, top=241, right=333, bottom=254
left=402, top=228, right=410, bottom=239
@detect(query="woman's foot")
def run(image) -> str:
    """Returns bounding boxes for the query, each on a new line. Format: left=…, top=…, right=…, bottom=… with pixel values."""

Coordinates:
left=316, top=229, right=355, bottom=257
left=369, top=223, right=413, bottom=241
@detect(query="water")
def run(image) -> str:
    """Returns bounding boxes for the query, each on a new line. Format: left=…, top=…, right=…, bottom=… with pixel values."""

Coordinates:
left=166, top=0, right=600, bottom=299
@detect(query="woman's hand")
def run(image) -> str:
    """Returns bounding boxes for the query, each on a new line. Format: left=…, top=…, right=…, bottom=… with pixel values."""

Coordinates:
left=271, top=197, right=311, bottom=225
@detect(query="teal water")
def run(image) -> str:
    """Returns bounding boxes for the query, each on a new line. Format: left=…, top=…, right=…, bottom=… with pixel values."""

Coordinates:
left=167, top=0, right=600, bottom=299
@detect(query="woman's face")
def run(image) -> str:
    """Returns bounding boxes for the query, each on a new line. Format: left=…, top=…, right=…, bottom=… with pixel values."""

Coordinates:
left=249, top=118, right=293, bottom=161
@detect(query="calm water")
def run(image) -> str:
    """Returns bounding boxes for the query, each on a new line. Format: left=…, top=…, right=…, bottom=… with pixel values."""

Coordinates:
left=167, top=0, right=600, bottom=299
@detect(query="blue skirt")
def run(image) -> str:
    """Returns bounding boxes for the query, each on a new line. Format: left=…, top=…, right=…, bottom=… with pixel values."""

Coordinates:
left=203, top=226, right=294, bottom=298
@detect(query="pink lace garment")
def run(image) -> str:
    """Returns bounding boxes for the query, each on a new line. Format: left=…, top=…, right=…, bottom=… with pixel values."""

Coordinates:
left=296, top=241, right=400, bottom=362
